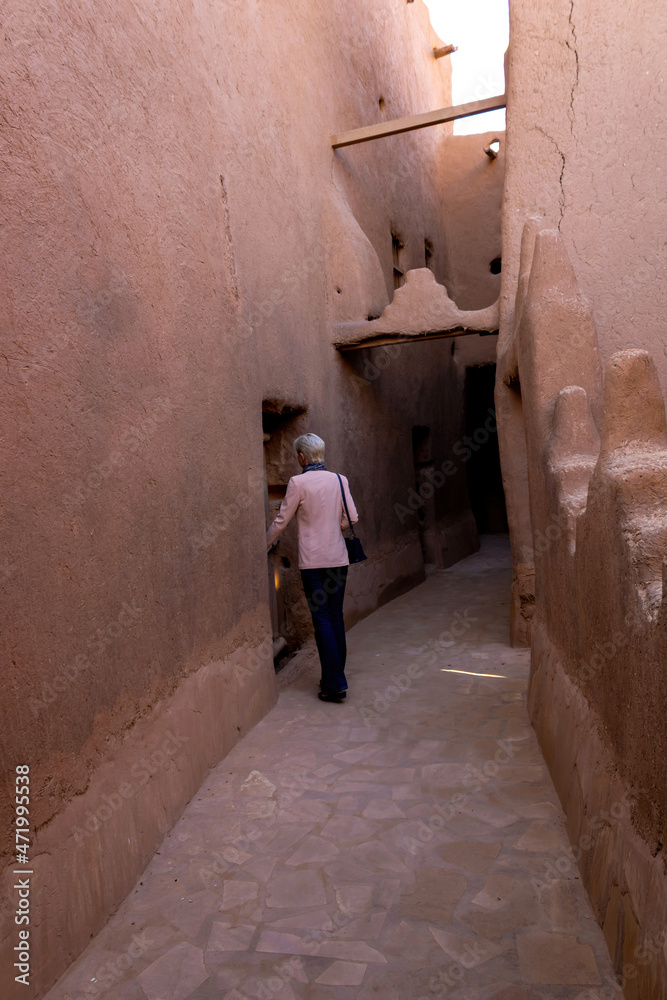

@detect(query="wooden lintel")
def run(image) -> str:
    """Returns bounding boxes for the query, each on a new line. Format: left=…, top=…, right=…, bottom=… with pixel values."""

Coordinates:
left=336, top=328, right=498, bottom=351
left=331, top=95, right=506, bottom=149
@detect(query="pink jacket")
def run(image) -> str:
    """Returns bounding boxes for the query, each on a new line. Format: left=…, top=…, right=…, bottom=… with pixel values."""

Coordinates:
left=266, top=470, right=359, bottom=569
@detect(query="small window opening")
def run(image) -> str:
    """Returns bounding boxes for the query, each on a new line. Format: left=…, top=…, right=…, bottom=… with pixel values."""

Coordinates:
left=489, top=257, right=502, bottom=275
left=392, top=232, right=405, bottom=290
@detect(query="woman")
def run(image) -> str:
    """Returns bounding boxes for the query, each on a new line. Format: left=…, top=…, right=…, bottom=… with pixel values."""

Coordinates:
left=266, top=433, right=358, bottom=703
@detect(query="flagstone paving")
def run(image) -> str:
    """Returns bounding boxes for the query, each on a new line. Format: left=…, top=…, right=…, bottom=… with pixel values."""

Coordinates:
left=46, top=537, right=616, bottom=1000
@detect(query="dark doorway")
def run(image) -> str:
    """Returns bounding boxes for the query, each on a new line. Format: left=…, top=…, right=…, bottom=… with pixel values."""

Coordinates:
left=464, top=365, right=508, bottom=533
left=412, top=425, right=437, bottom=564
left=262, top=402, right=310, bottom=664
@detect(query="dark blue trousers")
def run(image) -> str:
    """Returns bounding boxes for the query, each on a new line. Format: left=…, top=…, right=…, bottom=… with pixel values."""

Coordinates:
left=300, top=566, right=349, bottom=695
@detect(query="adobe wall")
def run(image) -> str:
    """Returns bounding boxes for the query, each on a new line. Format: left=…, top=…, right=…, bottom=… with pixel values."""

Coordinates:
left=497, top=0, right=667, bottom=645
left=498, top=3, right=667, bottom=993
left=501, top=0, right=667, bottom=370
left=440, top=132, right=504, bottom=312
left=0, top=2, right=503, bottom=996
left=504, top=224, right=667, bottom=997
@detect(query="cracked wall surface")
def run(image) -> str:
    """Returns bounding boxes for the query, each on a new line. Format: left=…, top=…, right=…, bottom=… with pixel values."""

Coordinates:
left=498, top=0, right=667, bottom=644
left=501, top=0, right=667, bottom=376
left=496, top=1, right=667, bottom=993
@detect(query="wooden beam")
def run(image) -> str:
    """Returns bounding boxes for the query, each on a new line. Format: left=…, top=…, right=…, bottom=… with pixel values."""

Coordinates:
left=433, top=44, right=457, bottom=59
left=336, top=328, right=498, bottom=351
left=331, top=95, right=506, bottom=149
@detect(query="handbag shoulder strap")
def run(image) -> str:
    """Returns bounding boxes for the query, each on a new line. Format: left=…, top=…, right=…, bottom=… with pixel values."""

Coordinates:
left=336, top=473, right=357, bottom=538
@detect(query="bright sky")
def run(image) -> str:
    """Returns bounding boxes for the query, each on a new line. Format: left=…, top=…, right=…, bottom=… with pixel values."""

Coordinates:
left=423, top=0, right=509, bottom=134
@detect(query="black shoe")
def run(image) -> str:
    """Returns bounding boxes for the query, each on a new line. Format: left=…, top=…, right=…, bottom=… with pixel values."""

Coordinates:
left=319, top=681, right=346, bottom=696
left=318, top=690, right=346, bottom=703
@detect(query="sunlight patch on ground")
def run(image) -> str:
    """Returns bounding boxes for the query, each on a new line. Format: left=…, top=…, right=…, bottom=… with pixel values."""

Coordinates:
left=441, top=668, right=507, bottom=678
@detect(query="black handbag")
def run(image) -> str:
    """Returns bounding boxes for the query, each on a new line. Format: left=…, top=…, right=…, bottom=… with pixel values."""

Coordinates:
left=336, top=474, right=367, bottom=564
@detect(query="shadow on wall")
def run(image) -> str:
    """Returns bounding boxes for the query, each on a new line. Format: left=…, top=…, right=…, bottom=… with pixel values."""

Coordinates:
left=464, top=363, right=508, bottom=534
left=498, top=219, right=667, bottom=997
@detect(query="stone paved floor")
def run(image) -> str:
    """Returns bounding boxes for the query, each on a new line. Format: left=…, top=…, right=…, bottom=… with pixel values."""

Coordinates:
left=47, top=537, right=615, bottom=1000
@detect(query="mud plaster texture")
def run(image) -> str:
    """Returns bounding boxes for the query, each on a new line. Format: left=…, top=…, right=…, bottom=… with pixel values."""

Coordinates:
left=0, top=0, right=505, bottom=994
left=43, top=539, right=617, bottom=1000
left=496, top=0, right=667, bottom=645
left=495, top=2, right=667, bottom=992
left=498, top=220, right=667, bottom=998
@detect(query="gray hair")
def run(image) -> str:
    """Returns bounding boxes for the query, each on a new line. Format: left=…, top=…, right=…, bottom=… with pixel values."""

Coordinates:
left=294, top=433, right=325, bottom=462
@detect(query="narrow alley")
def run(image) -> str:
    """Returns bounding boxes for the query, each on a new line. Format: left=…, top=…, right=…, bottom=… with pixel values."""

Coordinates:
left=46, top=539, right=615, bottom=1000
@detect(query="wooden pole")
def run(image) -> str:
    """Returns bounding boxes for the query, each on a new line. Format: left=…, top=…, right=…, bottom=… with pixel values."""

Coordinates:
left=335, top=328, right=498, bottom=351
left=331, top=95, right=506, bottom=149
left=433, top=44, right=457, bottom=58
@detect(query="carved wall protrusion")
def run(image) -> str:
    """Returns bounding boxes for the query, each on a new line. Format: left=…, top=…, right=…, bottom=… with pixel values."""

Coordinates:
left=599, top=350, right=667, bottom=455
left=545, top=385, right=599, bottom=554
left=502, top=218, right=667, bottom=996
left=517, top=229, right=602, bottom=447
left=585, top=350, right=667, bottom=619
left=332, top=267, right=499, bottom=348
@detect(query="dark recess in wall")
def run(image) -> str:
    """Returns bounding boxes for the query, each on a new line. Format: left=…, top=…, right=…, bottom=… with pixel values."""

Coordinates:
left=464, top=364, right=508, bottom=534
